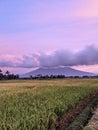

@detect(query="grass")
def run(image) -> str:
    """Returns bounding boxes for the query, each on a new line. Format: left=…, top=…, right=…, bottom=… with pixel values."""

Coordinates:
left=67, top=92, right=98, bottom=130
left=0, top=79, right=98, bottom=130
left=84, top=105, right=98, bottom=130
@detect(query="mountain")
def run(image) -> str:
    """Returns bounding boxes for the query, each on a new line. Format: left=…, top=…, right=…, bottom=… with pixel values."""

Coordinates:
left=21, top=67, right=94, bottom=77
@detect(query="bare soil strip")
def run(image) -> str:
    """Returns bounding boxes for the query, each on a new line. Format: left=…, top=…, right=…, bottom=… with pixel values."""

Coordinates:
left=54, top=92, right=98, bottom=130
left=84, top=105, right=98, bottom=130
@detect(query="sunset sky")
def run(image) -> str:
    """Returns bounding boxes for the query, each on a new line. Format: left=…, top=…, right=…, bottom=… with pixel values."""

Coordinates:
left=0, top=0, right=98, bottom=74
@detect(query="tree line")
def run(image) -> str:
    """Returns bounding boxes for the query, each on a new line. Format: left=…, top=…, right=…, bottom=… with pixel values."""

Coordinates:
left=29, top=74, right=65, bottom=80
left=0, top=69, right=19, bottom=80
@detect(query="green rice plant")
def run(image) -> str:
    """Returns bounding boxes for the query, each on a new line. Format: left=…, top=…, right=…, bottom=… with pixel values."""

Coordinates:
left=0, top=79, right=97, bottom=130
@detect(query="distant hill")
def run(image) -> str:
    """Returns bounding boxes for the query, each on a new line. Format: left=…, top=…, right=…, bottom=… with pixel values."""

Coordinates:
left=21, top=67, right=94, bottom=77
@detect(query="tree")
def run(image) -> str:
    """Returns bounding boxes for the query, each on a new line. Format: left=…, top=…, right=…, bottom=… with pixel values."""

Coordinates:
left=0, top=69, right=3, bottom=80
left=5, top=70, right=10, bottom=75
left=0, top=69, right=2, bottom=74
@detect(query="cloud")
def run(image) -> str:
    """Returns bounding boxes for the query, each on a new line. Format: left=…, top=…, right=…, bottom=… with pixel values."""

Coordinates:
left=0, top=44, right=98, bottom=68
left=38, top=44, right=98, bottom=67
left=0, top=54, right=39, bottom=68
left=75, top=45, right=98, bottom=65
left=19, top=54, right=39, bottom=68
left=39, top=50, right=75, bottom=67
left=73, top=65, right=98, bottom=73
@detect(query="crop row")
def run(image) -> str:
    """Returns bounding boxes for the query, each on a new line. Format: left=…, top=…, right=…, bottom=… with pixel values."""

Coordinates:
left=0, top=80, right=96, bottom=130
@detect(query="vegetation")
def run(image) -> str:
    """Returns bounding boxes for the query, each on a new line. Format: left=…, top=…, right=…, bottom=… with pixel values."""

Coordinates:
left=67, top=93, right=98, bottom=130
left=0, top=79, right=98, bottom=130
left=0, top=69, right=19, bottom=80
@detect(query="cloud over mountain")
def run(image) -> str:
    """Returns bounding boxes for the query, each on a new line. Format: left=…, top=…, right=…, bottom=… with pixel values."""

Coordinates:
left=0, top=44, right=98, bottom=68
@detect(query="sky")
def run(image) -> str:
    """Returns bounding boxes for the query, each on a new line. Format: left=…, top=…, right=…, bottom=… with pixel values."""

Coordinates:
left=0, top=0, right=98, bottom=74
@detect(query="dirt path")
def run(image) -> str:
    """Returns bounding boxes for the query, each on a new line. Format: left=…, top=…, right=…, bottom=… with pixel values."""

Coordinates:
left=84, top=105, right=98, bottom=130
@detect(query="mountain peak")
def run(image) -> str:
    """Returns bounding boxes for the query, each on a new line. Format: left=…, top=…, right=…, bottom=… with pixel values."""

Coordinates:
left=21, top=66, right=94, bottom=77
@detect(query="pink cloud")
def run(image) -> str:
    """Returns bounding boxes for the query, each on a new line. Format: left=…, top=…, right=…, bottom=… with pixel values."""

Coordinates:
left=0, top=44, right=98, bottom=68
left=0, top=44, right=98, bottom=74
left=0, top=53, right=39, bottom=68
left=73, top=65, right=98, bottom=73
left=0, top=54, right=23, bottom=67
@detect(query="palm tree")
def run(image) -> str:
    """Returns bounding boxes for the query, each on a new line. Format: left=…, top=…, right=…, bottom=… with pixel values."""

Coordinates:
left=5, top=70, right=10, bottom=75
left=5, top=70, right=10, bottom=79
left=0, top=69, right=2, bottom=74
left=0, top=69, right=3, bottom=80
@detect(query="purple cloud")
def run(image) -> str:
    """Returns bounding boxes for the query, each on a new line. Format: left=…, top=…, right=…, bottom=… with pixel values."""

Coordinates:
left=0, top=45, right=98, bottom=68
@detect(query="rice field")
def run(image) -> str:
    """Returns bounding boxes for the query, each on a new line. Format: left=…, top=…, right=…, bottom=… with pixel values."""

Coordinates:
left=0, top=79, right=98, bottom=130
